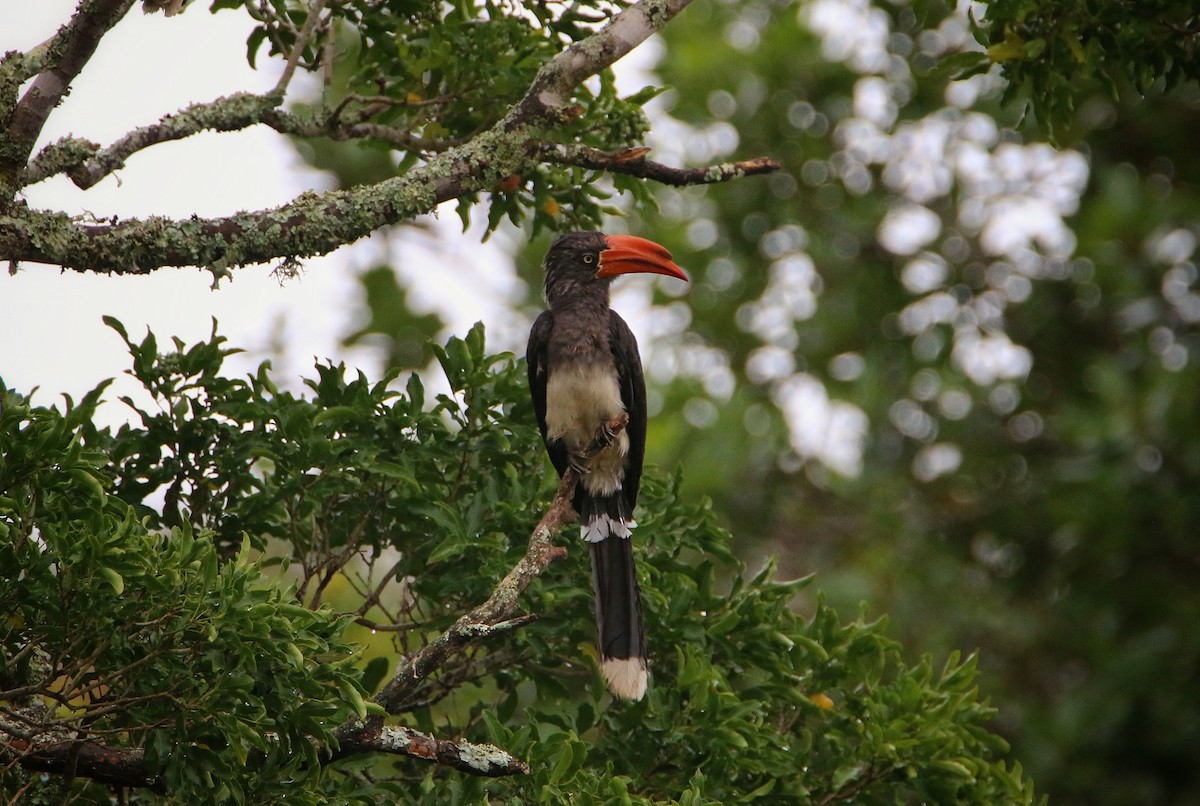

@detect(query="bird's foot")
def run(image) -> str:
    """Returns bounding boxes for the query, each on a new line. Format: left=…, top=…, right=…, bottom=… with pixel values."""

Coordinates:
left=568, top=453, right=592, bottom=475
left=598, top=419, right=620, bottom=444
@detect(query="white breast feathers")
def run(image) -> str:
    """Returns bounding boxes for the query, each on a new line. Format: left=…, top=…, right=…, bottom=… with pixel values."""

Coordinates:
left=544, top=363, right=626, bottom=450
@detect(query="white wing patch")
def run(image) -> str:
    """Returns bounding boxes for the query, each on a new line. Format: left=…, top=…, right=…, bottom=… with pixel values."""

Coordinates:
left=581, top=514, right=637, bottom=543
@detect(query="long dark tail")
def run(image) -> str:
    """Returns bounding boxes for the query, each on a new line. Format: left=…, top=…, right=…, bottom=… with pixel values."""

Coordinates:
left=580, top=492, right=647, bottom=701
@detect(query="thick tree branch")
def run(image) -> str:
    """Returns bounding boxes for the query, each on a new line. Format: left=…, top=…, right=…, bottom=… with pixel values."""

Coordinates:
left=2, top=718, right=526, bottom=789
left=0, top=707, right=162, bottom=793
left=0, top=0, right=135, bottom=206
left=540, top=144, right=782, bottom=186
left=6, top=741, right=159, bottom=793
left=0, top=0, right=717, bottom=274
left=332, top=724, right=529, bottom=776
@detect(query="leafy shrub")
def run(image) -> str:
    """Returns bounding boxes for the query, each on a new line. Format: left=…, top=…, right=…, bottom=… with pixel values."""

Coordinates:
left=0, top=322, right=1036, bottom=803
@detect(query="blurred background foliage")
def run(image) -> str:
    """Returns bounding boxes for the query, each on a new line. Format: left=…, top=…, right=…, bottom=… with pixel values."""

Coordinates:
left=300, top=0, right=1200, bottom=802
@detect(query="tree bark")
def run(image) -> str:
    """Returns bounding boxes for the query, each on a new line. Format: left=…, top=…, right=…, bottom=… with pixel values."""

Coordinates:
left=0, top=0, right=136, bottom=207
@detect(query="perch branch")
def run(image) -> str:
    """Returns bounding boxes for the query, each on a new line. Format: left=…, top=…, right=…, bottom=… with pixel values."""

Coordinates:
left=368, top=412, right=630, bottom=715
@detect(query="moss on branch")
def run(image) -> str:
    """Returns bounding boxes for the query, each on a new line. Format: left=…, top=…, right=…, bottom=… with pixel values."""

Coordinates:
left=0, top=0, right=774, bottom=277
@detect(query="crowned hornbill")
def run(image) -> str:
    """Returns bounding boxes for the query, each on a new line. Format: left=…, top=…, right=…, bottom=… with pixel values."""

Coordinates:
left=527, top=231, right=687, bottom=700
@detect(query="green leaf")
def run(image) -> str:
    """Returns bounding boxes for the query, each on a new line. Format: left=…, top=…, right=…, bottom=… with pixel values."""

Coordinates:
left=832, top=763, right=865, bottom=791
left=246, top=27, right=269, bottom=69
left=340, top=677, right=367, bottom=721
left=98, top=566, right=124, bottom=595
left=549, top=738, right=576, bottom=784
left=934, top=50, right=990, bottom=78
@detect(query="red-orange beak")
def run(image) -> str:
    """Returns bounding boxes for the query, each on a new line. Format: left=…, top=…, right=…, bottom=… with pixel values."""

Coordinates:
left=597, top=235, right=688, bottom=282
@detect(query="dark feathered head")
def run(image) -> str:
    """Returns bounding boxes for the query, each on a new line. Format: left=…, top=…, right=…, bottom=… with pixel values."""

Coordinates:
left=542, top=231, right=687, bottom=308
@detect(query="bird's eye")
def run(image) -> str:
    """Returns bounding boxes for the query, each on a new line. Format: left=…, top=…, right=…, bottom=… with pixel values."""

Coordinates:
left=582, top=254, right=595, bottom=264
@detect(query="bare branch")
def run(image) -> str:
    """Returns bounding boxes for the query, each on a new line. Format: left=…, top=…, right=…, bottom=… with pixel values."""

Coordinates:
left=540, top=144, right=782, bottom=186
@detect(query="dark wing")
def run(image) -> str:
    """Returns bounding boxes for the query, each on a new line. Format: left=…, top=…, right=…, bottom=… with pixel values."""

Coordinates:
left=526, top=310, right=570, bottom=478
left=608, top=311, right=646, bottom=510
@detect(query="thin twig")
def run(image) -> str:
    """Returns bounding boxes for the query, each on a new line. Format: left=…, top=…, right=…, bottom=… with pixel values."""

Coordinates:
left=540, top=143, right=781, bottom=186
left=272, top=0, right=330, bottom=97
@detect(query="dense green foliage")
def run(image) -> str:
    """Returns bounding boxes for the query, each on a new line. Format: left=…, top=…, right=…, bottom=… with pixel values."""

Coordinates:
left=11, top=0, right=1200, bottom=801
left=0, top=363, right=366, bottom=801
left=235, top=0, right=660, bottom=236
left=969, top=0, right=1200, bottom=139
left=0, top=324, right=1034, bottom=802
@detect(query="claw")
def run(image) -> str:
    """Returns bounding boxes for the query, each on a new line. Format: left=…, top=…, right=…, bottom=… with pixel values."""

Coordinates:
left=568, top=453, right=591, bottom=475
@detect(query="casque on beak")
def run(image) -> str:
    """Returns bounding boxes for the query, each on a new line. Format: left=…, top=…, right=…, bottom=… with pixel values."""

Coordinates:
left=597, top=235, right=689, bottom=282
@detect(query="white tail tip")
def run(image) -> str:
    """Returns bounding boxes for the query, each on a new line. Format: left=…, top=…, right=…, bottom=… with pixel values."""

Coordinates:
left=602, top=657, right=648, bottom=701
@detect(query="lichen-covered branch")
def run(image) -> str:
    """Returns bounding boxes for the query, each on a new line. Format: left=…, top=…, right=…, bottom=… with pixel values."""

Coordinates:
left=1, top=707, right=163, bottom=793
left=332, top=724, right=529, bottom=777
left=22, top=96, right=456, bottom=190
left=0, top=0, right=136, bottom=206
left=1, top=711, right=527, bottom=788
left=540, top=144, right=782, bottom=186
left=0, top=0, right=740, bottom=275
left=22, top=92, right=283, bottom=189
left=0, top=132, right=506, bottom=276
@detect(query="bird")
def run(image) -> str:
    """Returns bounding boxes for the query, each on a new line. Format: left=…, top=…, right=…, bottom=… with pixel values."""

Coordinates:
left=526, top=231, right=688, bottom=701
